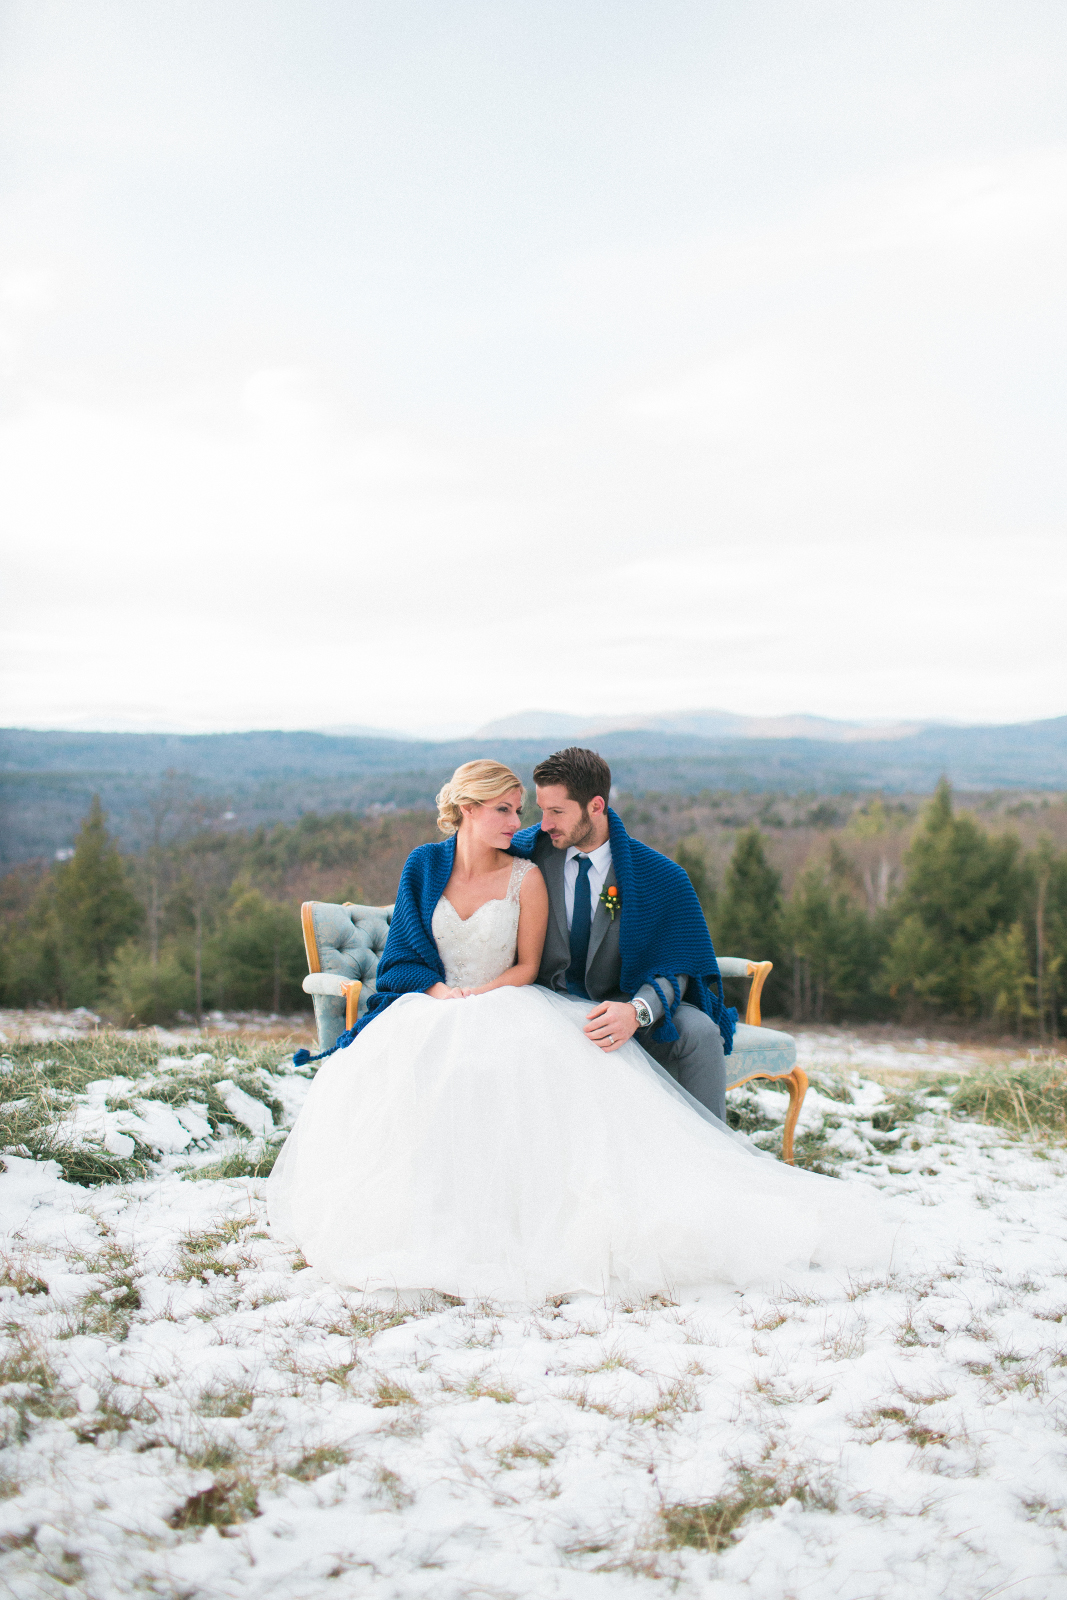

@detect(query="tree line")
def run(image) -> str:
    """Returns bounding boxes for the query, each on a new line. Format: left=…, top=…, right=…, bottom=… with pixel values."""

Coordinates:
left=1, top=779, right=1064, bottom=1035
left=0, top=781, right=438, bottom=1025
left=678, top=779, right=1066, bottom=1036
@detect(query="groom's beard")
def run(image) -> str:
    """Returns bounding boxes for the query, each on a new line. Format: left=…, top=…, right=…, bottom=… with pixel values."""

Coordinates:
left=549, top=810, right=597, bottom=851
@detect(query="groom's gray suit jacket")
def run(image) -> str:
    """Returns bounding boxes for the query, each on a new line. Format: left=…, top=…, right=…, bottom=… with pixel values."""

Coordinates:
left=527, top=830, right=728, bottom=1121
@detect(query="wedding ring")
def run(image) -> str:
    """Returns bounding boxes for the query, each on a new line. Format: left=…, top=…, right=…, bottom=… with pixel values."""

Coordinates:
left=607, top=1035, right=615, bottom=1045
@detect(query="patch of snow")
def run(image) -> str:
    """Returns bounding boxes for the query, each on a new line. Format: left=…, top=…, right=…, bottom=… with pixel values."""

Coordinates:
left=213, top=1079, right=275, bottom=1138
left=0, top=1152, right=76, bottom=1229
left=172, top=1102, right=213, bottom=1142
left=101, top=1126, right=136, bottom=1157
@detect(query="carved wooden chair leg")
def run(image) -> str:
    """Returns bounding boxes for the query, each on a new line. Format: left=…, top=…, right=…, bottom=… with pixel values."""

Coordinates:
left=780, top=1067, right=809, bottom=1166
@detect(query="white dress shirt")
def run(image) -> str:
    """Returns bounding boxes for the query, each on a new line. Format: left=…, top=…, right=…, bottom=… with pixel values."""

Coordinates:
left=563, top=839, right=614, bottom=930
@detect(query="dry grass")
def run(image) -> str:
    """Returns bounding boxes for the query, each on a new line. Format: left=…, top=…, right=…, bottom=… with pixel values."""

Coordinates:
left=0, top=1255, right=48, bottom=1297
left=171, top=1219, right=259, bottom=1283
left=78, top=1259, right=142, bottom=1339
left=497, top=1439, right=555, bottom=1469
left=465, top=1375, right=518, bottom=1403
left=577, top=1342, right=643, bottom=1375
left=0, top=1329, right=77, bottom=1443
left=630, top=1376, right=701, bottom=1428
left=952, top=1055, right=1067, bottom=1140
left=169, top=1474, right=260, bottom=1529
left=286, top=1445, right=350, bottom=1481
left=0, top=1035, right=288, bottom=1185
left=372, top=1378, right=417, bottom=1408
left=183, top=1144, right=284, bottom=1180
left=370, top=1465, right=414, bottom=1508
left=659, top=1458, right=837, bottom=1553
left=197, top=1385, right=256, bottom=1418
left=324, top=1300, right=410, bottom=1341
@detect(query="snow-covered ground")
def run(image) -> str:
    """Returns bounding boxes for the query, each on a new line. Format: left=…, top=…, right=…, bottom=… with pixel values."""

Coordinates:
left=2, top=1029, right=1066, bottom=1599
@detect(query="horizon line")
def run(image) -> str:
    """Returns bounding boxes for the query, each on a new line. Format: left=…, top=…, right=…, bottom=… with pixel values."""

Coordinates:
left=3, top=709, right=1067, bottom=742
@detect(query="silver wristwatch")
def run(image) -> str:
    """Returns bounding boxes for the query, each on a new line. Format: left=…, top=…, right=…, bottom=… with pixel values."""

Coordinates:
left=631, top=996, right=654, bottom=1029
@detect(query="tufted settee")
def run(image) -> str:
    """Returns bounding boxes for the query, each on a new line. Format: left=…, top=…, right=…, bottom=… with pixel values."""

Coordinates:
left=300, top=903, right=808, bottom=1163
left=300, top=901, right=393, bottom=1045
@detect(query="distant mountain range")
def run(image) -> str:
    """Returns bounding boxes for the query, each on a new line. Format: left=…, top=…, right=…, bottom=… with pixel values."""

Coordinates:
left=2, top=715, right=1065, bottom=866
left=471, top=708, right=933, bottom=743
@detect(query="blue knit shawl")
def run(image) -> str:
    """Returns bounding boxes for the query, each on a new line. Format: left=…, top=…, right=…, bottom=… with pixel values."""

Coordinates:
left=510, top=808, right=736, bottom=1053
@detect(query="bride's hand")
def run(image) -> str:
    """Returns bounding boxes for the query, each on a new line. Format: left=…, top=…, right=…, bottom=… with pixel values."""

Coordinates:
left=426, top=982, right=464, bottom=1000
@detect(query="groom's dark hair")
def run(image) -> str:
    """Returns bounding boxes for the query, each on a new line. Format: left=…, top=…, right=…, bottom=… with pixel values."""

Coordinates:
left=533, top=748, right=612, bottom=809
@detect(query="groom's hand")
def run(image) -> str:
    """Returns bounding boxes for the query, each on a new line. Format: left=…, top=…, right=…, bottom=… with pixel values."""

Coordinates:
left=584, top=1000, right=639, bottom=1053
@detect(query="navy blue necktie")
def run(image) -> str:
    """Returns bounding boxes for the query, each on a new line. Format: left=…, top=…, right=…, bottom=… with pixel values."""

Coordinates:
left=566, top=855, right=593, bottom=998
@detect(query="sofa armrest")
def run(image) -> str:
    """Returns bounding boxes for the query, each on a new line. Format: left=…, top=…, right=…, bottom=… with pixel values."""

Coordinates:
left=715, top=957, right=774, bottom=1026
left=302, top=973, right=363, bottom=1031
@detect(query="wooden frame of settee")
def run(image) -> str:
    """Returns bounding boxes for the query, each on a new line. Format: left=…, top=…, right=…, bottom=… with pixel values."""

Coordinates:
left=301, top=906, right=809, bottom=1163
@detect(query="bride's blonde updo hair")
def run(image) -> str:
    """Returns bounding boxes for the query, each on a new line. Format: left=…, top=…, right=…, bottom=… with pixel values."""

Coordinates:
left=435, top=759, right=526, bottom=836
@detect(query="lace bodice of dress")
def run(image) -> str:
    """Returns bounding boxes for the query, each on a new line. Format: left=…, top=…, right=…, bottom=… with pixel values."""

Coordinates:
left=431, top=858, right=534, bottom=988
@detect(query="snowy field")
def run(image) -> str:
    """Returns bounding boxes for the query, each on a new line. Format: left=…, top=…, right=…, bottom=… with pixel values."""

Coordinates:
left=2, top=1025, right=1067, bottom=1599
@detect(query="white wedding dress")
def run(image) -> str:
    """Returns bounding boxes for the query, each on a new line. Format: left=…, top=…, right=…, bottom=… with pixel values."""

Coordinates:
left=268, top=860, right=897, bottom=1300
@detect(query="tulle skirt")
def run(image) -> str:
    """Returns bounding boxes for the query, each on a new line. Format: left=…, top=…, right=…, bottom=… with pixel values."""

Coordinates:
left=267, top=986, right=900, bottom=1301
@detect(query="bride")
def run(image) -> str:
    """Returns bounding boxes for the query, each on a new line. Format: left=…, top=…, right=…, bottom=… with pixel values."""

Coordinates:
left=267, top=759, right=896, bottom=1301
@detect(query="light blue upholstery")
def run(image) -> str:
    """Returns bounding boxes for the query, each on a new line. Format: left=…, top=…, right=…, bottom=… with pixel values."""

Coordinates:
left=307, top=902, right=393, bottom=1050
left=716, top=956, right=756, bottom=978
left=724, top=1021, right=797, bottom=1088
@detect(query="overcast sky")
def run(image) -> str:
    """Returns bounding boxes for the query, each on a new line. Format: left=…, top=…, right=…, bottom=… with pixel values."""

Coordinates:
left=2, top=0, right=1065, bottom=737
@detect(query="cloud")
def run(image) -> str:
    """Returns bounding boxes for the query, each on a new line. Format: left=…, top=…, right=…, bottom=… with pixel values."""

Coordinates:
left=2, top=5, right=1065, bottom=733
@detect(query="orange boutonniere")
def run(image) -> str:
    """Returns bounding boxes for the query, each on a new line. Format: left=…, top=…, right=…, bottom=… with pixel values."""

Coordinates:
left=599, top=883, right=621, bottom=920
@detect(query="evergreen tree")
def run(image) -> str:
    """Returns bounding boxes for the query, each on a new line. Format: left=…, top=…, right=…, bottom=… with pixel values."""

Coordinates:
left=3, top=879, right=70, bottom=1007
left=715, top=828, right=784, bottom=1011
left=972, top=923, right=1035, bottom=1033
left=1023, top=838, right=1067, bottom=1039
left=883, top=779, right=1022, bottom=1016
left=54, top=797, right=143, bottom=999
left=213, top=886, right=306, bottom=1012
left=1047, top=853, right=1067, bottom=1040
left=783, top=852, right=884, bottom=1021
left=716, top=828, right=782, bottom=954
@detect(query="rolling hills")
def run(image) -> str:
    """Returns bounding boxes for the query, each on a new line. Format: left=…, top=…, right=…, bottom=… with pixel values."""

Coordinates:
left=2, top=716, right=1065, bottom=865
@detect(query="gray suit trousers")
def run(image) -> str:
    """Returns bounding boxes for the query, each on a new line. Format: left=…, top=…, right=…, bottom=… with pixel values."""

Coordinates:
left=637, top=1002, right=727, bottom=1123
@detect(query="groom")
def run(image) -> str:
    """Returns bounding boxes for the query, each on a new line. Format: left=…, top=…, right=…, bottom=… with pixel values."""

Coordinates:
left=508, top=747, right=734, bottom=1121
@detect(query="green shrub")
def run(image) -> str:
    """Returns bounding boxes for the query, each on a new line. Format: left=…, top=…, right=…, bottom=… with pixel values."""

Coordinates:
left=106, top=939, right=194, bottom=1025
